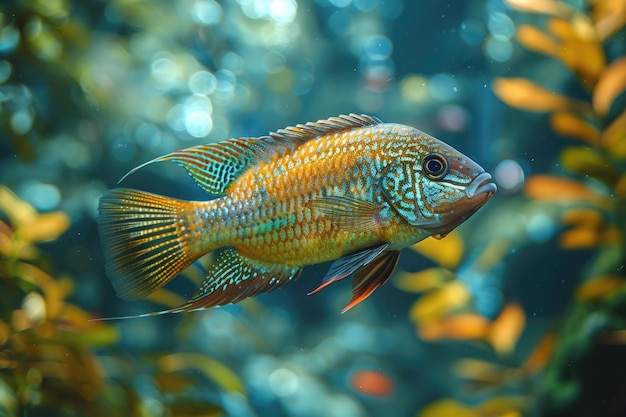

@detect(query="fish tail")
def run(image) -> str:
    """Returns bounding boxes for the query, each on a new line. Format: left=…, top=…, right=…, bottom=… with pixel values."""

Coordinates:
left=97, top=188, right=207, bottom=300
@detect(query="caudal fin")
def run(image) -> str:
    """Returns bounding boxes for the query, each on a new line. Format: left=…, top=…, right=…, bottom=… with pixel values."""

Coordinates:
left=97, top=189, right=203, bottom=300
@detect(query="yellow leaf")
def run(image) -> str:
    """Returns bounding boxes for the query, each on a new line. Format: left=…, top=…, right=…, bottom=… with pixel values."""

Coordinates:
left=168, top=401, right=224, bottom=417
left=159, top=353, right=245, bottom=394
left=617, top=174, right=626, bottom=198
left=419, top=399, right=477, bottom=417
left=562, top=208, right=603, bottom=228
left=504, top=0, right=573, bottom=17
left=575, top=276, right=625, bottom=301
left=560, top=227, right=600, bottom=248
left=452, top=359, right=520, bottom=384
left=55, top=325, right=120, bottom=347
left=0, top=320, right=10, bottom=346
left=478, top=397, right=527, bottom=416
left=524, top=175, right=608, bottom=206
left=474, top=238, right=511, bottom=272
left=0, top=186, right=37, bottom=227
left=516, top=25, right=559, bottom=56
left=602, top=109, right=626, bottom=158
left=550, top=113, right=600, bottom=145
left=410, top=281, right=471, bottom=322
left=593, top=56, right=626, bottom=115
left=522, top=332, right=556, bottom=374
left=598, top=330, right=626, bottom=345
left=547, top=18, right=579, bottom=39
left=411, top=230, right=464, bottom=269
left=594, top=0, right=626, bottom=41
left=419, top=313, right=490, bottom=341
left=559, top=146, right=619, bottom=185
left=489, top=303, right=526, bottom=356
left=394, top=267, right=453, bottom=293
left=492, top=78, right=591, bottom=114
left=18, top=211, right=70, bottom=243
left=559, top=39, right=605, bottom=84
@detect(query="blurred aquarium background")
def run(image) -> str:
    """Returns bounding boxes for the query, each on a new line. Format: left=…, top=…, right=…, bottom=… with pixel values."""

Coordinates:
left=1, top=0, right=625, bottom=416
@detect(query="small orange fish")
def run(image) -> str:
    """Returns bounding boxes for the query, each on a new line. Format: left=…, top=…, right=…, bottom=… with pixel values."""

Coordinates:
left=97, top=114, right=495, bottom=318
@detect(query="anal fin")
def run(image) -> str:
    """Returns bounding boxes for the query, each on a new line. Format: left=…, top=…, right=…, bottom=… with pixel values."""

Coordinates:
left=92, top=249, right=301, bottom=320
left=167, top=249, right=301, bottom=313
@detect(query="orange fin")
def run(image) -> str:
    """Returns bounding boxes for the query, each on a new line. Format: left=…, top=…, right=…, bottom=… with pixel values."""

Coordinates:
left=342, top=250, right=400, bottom=313
left=97, top=189, right=203, bottom=300
left=308, top=244, right=389, bottom=295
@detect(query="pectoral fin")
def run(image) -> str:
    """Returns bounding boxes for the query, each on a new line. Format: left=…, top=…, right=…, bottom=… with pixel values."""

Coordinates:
left=308, top=244, right=389, bottom=295
left=342, top=250, right=400, bottom=313
left=306, top=195, right=384, bottom=230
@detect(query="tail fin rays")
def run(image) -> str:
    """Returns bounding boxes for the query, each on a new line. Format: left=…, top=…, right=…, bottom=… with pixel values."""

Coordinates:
left=97, top=189, right=202, bottom=300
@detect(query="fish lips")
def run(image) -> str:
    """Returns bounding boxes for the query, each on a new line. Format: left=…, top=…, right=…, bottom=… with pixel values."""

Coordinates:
left=423, top=172, right=496, bottom=236
left=466, top=172, right=497, bottom=199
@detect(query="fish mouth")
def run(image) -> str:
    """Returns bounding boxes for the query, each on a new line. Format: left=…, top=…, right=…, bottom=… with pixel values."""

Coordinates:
left=466, top=172, right=497, bottom=198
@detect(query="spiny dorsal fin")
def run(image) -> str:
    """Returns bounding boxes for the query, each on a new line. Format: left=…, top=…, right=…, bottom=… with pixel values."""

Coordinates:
left=119, top=114, right=382, bottom=196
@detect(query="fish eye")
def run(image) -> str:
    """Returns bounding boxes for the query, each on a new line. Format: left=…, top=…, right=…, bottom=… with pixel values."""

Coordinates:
left=422, top=154, right=449, bottom=180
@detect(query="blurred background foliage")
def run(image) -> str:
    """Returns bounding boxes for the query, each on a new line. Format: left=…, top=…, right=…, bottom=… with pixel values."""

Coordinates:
left=0, top=0, right=625, bottom=416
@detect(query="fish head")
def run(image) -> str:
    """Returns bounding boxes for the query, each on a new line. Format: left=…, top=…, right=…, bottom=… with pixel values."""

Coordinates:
left=381, top=132, right=496, bottom=236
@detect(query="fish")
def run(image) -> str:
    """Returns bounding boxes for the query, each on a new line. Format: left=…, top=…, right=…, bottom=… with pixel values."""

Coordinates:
left=96, top=114, right=496, bottom=318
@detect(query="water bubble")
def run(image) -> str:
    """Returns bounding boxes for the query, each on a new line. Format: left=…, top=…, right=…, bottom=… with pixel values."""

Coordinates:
left=400, top=75, right=429, bottom=103
left=0, top=24, right=20, bottom=54
left=0, top=60, right=12, bottom=83
left=185, top=111, right=213, bottom=138
left=354, top=0, right=377, bottom=11
left=328, top=10, right=352, bottom=36
left=330, top=0, right=351, bottom=7
left=379, top=0, right=402, bottom=19
left=429, top=73, right=458, bottom=101
left=10, top=110, right=33, bottom=134
left=188, top=70, right=217, bottom=95
left=362, top=35, right=393, bottom=60
left=526, top=213, right=555, bottom=243
left=269, top=0, right=298, bottom=23
left=221, top=52, right=245, bottom=74
left=184, top=97, right=213, bottom=138
left=167, top=104, right=186, bottom=132
left=460, top=19, right=485, bottom=46
left=268, top=368, right=299, bottom=397
left=135, top=123, right=162, bottom=150
left=111, top=136, right=136, bottom=162
left=190, top=0, right=223, bottom=25
left=436, top=105, right=468, bottom=132
left=488, top=12, right=515, bottom=39
left=494, top=159, right=525, bottom=191
left=485, top=35, right=513, bottom=62
left=18, top=181, right=61, bottom=211
left=151, top=56, right=178, bottom=85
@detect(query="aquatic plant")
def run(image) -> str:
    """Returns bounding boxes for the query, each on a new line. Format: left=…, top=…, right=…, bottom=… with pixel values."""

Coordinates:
left=492, top=0, right=626, bottom=414
left=0, top=186, right=240, bottom=417
left=393, top=0, right=626, bottom=415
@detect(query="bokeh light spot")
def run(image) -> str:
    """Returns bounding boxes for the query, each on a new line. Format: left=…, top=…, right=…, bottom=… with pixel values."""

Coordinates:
left=494, top=159, right=525, bottom=191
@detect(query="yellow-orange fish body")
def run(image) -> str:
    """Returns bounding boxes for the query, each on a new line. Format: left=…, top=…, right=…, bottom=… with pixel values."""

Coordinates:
left=98, top=114, right=495, bottom=317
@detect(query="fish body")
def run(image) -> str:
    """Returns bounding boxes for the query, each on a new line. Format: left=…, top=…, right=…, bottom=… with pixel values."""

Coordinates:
left=98, top=114, right=496, bottom=317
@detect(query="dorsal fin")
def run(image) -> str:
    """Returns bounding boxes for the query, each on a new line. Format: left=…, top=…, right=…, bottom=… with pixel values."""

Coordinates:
left=119, top=114, right=382, bottom=195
